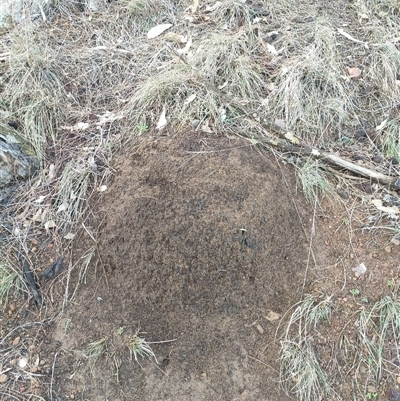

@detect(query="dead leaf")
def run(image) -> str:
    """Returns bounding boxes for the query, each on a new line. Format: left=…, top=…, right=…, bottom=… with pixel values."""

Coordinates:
left=97, top=185, right=107, bottom=192
left=376, top=119, right=388, bottom=131
left=391, top=238, right=400, bottom=246
left=352, top=262, right=367, bottom=277
left=156, top=107, right=167, bottom=130
left=147, top=24, right=173, bottom=39
left=177, top=37, right=193, bottom=55
left=184, top=94, right=197, bottom=106
left=265, top=311, right=281, bottom=322
left=64, top=233, right=76, bottom=240
left=358, top=12, right=369, bottom=20
left=201, top=120, right=213, bottom=133
left=284, top=132, right=300, bottom=144
left=266, top=82, right=275, bottom=92
left=348, top=67, right=361, bottom=79
left=61, top=122, right=90, bottom=131
left=47, top=164, right=56, bottom=182
left=338, top=28, right=369, bottom=48
left=31, top=209, right=43, bottom=222
left=44, top=220, right=57, bottom=230
left=56, top=202, right=68, bottom=213
left=370, top=199, right=400, bottom=214
left=96, top=111, right=124, bottom=125
left=266, top=43, right=278, bottom=55
left=34, top=195, right=46, bottom=204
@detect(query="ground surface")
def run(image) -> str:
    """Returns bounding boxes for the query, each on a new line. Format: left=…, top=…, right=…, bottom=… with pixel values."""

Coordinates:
left=2, top=133, right=400, bottom=400
left=1, top=1, right=400, bottom=398
left=51, top=132, right=315, bottom=400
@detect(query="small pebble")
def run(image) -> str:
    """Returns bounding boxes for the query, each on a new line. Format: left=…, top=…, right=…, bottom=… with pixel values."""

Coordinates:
left=372, top=155, right=383, bottom=163
left=18, top=358, right=28, bottom=368
left=9, top=303, right=16, bottom=312
left=13, top=336, right=20, bottom=346
left=396, top=376, right=400, bottom=384
left=337, top=189, right=349, bottom=200
left=0, top=374, right=8, bottom=383
left=385, top=246, right=392, bottom=253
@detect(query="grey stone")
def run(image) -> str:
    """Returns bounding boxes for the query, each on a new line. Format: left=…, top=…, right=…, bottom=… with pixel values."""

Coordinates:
left=0, top=127, right=39, bottom=187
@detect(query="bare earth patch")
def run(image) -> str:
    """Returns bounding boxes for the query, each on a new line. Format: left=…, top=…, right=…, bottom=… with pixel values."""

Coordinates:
left=48, top=132, right=317, bottom=400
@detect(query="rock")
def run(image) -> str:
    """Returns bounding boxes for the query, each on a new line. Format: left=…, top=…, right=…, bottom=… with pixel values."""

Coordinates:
left=337, top=189, right=349, bottom=200
left=265, top=310, right=281, bottom=322
left=0, top=125, right=39, bottom=187
left=385, top=246, right=392, bottom=253
left=372, top=155, right=383, bottom=164
left=0, top=373, right=8, bottom=383
left=18, top=357, right=28, bottom=368
left=396, top=376, right=400, bottom=384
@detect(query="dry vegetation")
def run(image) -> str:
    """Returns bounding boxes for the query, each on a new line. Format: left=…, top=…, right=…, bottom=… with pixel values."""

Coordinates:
left=1, top=0, right=400, bottom=400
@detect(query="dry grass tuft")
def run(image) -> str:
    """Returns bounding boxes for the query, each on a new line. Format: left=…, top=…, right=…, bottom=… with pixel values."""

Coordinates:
left=0, top=259, right=22, bottom=304
left=280, top=339, right=331, bottom=401
left=126, top=65, right=223, bottom=131
left=296, top=160, right=335, bottom=205
left=280, top=294, right=334, bottom=401
left=210, top=0, right=254, bottom=29
left=194, top=30, right=266, bottom=101
left=2, top=27, right=66, bottom=161
left=263, top=20, right=351, bottom=145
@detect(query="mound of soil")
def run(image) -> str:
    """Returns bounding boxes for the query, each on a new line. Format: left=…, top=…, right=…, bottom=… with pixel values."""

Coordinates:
left=53, top=132, right=317, bottom=400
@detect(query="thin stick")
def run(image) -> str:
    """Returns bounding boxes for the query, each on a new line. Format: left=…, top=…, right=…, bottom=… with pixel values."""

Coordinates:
left=50, top=352, right=58, bottom=401
left=147, top=339, right=177, bottom=344
left=303, top=197, right=317, bottom=290
left=248, top=355, right=279, bottom=372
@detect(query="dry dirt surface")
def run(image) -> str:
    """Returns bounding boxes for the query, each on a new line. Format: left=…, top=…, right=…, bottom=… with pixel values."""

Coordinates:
left=44, top=132, right=319, bottom=400
left=3, top=132, right=400, bottom=400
